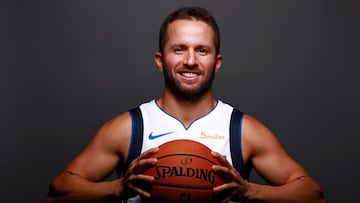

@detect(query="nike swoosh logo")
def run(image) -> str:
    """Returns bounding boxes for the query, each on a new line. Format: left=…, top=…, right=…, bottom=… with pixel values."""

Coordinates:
left=148, top=131, right=174, bottom=140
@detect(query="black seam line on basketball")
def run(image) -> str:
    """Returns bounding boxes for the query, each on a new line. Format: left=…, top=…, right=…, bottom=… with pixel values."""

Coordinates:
left=153, top=182, right=213, bottom=190
left=156, top=153, right=218, bottom=165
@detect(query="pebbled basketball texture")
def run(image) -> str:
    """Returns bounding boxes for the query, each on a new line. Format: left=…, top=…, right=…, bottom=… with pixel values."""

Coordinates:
left=142, top=139, right=225, bottom=203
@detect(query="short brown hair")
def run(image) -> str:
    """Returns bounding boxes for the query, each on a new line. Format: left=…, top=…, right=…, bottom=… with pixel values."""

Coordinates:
left=159, top=6, right=221, bottom=54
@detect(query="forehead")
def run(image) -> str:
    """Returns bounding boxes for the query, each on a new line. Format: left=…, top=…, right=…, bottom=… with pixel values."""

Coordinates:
left=165, top=19, right=215, bottom=47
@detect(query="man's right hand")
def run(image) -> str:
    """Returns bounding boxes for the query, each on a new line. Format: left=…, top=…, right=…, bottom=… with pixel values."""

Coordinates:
left=120, top=147, right=159, bottom=199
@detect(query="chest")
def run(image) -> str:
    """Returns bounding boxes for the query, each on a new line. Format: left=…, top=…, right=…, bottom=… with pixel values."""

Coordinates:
left=140, top=104, right=234, bottom=164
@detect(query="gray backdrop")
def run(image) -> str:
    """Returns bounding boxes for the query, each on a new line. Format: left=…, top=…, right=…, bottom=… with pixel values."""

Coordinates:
left=4, top=0, right=360, bottom=202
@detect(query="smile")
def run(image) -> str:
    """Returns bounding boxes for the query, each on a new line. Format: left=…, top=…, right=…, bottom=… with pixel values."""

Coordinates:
left=181, top=72, right=199, bottom=78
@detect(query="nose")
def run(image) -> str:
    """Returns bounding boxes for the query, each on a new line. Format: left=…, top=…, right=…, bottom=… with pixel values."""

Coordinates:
left=184, top=50, right=197, bottom=67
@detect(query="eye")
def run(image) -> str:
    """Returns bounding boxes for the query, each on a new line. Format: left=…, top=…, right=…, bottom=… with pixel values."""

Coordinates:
left=198, top=48, right=208, bottom=55
left=173, top=47, right=184, bottom=53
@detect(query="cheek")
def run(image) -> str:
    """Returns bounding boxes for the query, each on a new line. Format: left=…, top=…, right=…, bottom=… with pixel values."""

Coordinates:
left=164, top=55, right=184, bottom=68
left=199, top=59, right=216, bottom=70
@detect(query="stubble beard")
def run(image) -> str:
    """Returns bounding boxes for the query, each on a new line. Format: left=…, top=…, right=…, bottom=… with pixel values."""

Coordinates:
left=162, top=64, right=216, bottom=101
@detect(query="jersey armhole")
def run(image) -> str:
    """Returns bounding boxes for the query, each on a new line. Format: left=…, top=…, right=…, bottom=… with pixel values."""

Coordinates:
left=230, top=108, right=249, bottom=179
left=123, top=107, right=144, bottom=174
left=123, top=107, right=249, bottom=179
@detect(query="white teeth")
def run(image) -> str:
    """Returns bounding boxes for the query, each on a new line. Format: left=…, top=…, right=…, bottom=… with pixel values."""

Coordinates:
left=181, top=72, right=198, bottom=78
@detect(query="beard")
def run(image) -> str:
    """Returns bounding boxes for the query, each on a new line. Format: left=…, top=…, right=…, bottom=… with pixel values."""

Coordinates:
left=162, top=64, right=216, bottom=101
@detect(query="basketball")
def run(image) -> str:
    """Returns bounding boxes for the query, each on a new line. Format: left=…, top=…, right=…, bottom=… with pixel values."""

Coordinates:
left=142, top=139, right=225, bottom=203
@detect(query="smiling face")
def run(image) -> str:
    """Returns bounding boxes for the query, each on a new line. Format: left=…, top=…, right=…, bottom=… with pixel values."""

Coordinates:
left=155, top=19, right=223, bottom=100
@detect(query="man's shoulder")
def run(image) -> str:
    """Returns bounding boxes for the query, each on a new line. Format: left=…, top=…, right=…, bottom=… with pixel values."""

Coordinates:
left=96, top=111, right=133, bottom=142
left=241, top=113, right=282, bottom=156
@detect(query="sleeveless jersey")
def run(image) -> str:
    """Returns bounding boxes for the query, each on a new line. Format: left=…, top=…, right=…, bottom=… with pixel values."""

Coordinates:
left=122, top=99, right=248, bottom=203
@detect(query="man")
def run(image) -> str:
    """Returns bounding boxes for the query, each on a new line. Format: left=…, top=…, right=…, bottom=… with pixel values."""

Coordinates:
left=46, top=6, right=326, bottom=203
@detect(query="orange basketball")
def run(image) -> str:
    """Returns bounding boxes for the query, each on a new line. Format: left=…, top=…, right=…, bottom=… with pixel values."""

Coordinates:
left=142, top=139, right=225, bottom=203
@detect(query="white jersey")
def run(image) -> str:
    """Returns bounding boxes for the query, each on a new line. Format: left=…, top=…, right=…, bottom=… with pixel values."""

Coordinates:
left=124, top=99, right=245, bottom=203
left=140, top=99, right=235, bottom=164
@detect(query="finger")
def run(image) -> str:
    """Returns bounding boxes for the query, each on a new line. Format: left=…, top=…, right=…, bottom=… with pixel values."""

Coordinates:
left=211, top=151, right=232, bottom=168
left=213, top=181, right=235, bottom=193
left=128, top=183, right=152, bottom=199
left=212, top=163, right=244, bottom=183
left=137, top=147, right=159, bottom=160
left=211, top=151, right=234, bottom=179
left=127, top=174, right=155, bottom=198
left=129, top=147, right=159, bottom=174
left=130, top=157, right=157, bottom=175
left=213, top=184, right=233, bottom=203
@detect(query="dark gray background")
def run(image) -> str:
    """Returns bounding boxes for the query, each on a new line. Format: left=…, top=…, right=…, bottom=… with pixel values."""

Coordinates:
left=4, top=0, right=359, bottom=202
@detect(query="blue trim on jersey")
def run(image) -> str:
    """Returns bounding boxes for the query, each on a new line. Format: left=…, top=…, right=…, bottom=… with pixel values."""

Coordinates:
left=230, top=109, right=248, bottom=179
left=124, top=108, right=144, bottom=173
left=123, top=105, right=250, bottom=192
left=154, top=99, right=220, bottom=130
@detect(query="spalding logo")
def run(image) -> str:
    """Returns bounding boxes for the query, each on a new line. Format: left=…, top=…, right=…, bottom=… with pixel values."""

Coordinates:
left=153, top=157, right=216, bottom=184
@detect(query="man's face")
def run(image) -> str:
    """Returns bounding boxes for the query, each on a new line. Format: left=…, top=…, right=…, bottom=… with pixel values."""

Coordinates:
left=155, top=19, right=223, bottom=100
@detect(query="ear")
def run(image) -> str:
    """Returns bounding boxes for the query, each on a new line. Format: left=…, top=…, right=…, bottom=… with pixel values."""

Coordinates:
left=154, top=51, right=164, bottom=72
left=215, top=54, right=223, bottom=74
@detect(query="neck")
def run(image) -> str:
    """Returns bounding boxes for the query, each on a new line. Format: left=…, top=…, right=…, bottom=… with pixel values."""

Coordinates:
left=157, top=91, right=217, bottom=127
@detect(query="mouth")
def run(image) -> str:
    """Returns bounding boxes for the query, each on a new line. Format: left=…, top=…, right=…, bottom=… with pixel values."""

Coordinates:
left=180, top=72, right=199, bottom=78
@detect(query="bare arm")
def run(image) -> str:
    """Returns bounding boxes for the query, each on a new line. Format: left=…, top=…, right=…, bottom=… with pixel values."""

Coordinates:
left=213, top=114, right=326, bottom=203
left=46, top=112, right=158, bottom=203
